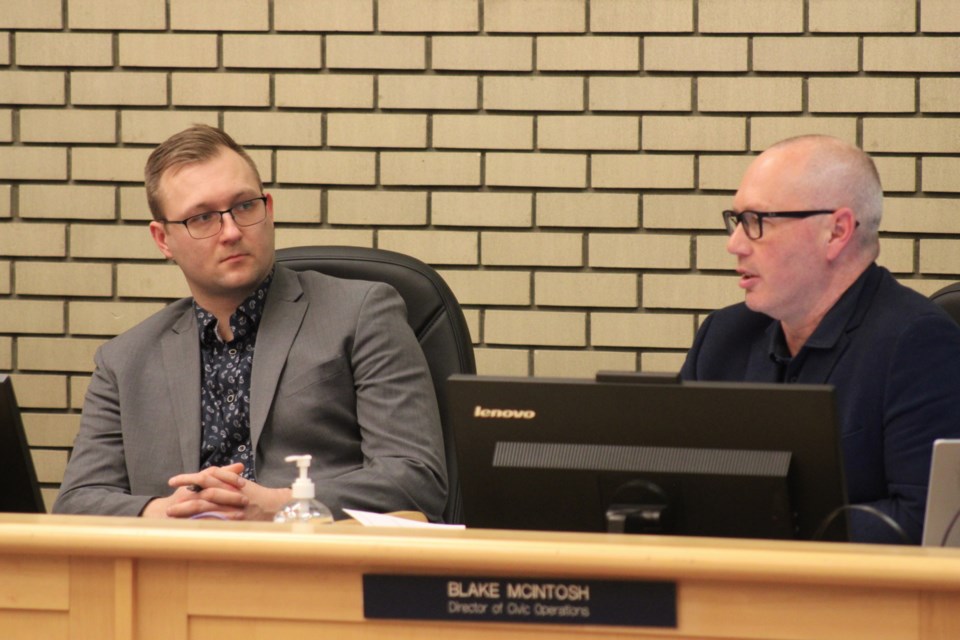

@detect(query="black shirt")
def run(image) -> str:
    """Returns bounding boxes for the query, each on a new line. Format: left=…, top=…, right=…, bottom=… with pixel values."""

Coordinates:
left=195, top=271, right=273, bottom=480
left=766, top=266, right=870, bottom=383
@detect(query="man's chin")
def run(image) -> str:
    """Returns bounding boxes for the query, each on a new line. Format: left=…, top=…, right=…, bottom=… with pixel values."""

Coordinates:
left=743, top=294, right=766, bottom=315
left=215, top=270, right=264, bottom=293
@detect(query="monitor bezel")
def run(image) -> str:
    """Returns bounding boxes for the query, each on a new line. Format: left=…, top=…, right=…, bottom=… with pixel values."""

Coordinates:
left=0, top=375, right=45, bottom=514
left=450, top=374, right=849, bottom=541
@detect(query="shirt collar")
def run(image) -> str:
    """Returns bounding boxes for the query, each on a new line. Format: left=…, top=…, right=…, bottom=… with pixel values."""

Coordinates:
left=766, top=262, right=876, bottom=359
left=194, top=268, right=275, bottom=344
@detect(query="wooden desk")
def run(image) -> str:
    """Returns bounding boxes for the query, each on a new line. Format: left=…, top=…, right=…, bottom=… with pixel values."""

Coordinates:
left=2, top=513, right=959, bottom=640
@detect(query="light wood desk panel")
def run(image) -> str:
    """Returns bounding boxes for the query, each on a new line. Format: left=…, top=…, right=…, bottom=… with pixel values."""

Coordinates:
left=2, top=514, right=959, bottom=640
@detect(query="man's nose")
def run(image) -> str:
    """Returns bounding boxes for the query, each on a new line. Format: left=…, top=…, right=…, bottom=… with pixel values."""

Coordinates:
left=219, top=212, right=243, bottom=239
left=726, top=221, right=750, bottom=255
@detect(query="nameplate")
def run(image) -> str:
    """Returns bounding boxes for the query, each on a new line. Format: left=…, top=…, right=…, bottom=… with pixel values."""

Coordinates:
left=363, top=574, right=676, bottom=628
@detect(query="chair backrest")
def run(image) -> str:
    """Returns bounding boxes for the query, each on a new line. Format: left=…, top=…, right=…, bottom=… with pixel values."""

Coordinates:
left=930, top=282, right=960, bottom=327
left=275, top=245, right=476, bottom=523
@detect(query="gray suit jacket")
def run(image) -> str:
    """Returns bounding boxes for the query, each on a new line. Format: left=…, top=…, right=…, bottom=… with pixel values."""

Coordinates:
left=53, top=265, right=447, bottom=521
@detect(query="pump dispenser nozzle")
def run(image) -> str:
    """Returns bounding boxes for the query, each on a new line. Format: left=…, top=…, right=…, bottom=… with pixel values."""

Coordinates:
left=286, top=454, right=316, bottom=499
left=273, top=454, right=333, bottom=525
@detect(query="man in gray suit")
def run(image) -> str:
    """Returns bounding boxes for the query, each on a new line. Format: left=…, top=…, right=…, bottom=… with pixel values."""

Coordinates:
left=53, top=125, right=447, bottom=521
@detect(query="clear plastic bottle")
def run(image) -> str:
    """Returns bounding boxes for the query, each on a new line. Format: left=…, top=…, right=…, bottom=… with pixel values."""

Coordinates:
left=273, top=454, right=334, bottom=525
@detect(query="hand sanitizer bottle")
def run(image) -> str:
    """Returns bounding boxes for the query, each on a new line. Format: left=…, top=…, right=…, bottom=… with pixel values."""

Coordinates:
left=273, top=454, right=334, bottom=524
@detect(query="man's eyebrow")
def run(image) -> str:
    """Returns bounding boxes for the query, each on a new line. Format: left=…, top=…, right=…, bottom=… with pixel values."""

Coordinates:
left=185, top=190, right=260, bottom=214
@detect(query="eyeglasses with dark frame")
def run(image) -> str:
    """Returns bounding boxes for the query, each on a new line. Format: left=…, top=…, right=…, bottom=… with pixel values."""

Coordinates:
left=722, top=209, right=836, bottom=240
left=165, top=196, right=268, bottom=240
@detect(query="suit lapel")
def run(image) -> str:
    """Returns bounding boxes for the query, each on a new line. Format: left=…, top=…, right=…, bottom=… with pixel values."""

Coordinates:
left=794, top=335, right=852, bottom=384
left=742, top=315, right=854, bottom=385
left=250, top=267, right=307, bottom=449
left=160, top=307, right=202, bottom=473
left=742, top=322, right=779, bottom=381
left=764, top=265, right=883, bottom=385
left=794, top=269, right=881, bottom=385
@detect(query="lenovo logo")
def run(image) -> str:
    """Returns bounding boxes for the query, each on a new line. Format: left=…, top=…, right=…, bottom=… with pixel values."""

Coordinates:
left=473, top=405, right=537, bottom=420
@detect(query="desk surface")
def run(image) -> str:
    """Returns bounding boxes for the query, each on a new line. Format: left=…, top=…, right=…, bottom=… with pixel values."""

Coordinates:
left=2, top=514, right=960, bottom=640
left=3, top=513, right=960, bottom=588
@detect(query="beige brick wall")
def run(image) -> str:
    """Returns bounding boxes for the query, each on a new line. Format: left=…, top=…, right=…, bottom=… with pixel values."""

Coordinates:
left=71, top=72, right=167, bottom=106
left=276, top=74, right=374, bottom=109
left=382, top=152, right=481, bottom=186
left=69, top=301, right=167, bottom=336
left=484, top=76, right=584, bottom=111
left=535, top=272, right=638, bottom=308
left=169, top=0, right=269, bottom=32
left=379, top=0, right=479, bottom=32
left=590, top=0, right=692, bottom=33
left=533, top=349, right=637, bottom=378
left=439, top=269, right=531, bottom=306
left=17, top=338, right=105, bottom=373
left=922, top=0, right=960, bottom=32
left=810, top=0, right=916, bottom=33
left=0, top=70, right=65, bottom=105
left=433, top=192, right=531, bottom=227
left=700, top=0, right=804, bottom=33
left=645, top=37, right=748, bottom=72
left=119, top=34, right=218, bottom=68
left=0, top=186, right=10, bottom=217
left=485, top=0, right=586, bottom=33
left=223, top=35, right=322, bottom=69
left=16, top=32, right=113, bottom=67
left=327, top=190, right=427, bottom=226
left=753, top=37, right=859, bottom=72
left=379, top=75, right=478, bottom=110
left=327, top=113, right=426, bottom=148
left=538, top=192, right=636, bottom=228
left=2, top=1, right=959, bottom=500
left=16, top=262, right=113, bottom=297
left=22, top=412, right=80, bottom=448
left=434, top=115, right=533, bottom=150
left=0, top=147, right=67, bottom=180
left=433, top=36, right=532, bottom=71
left=68, top=0, right=167, bottom=31
left=326, top=35, right=425, bottom=69
left=21, top=109, right=117, bottom=144
left=540, top=115, right=639, bottom=151
left=274, top=0, right=374, bottom=32
left=278, top=149, right=375, bottom=185
left=0, top=0, right=63, bottom=29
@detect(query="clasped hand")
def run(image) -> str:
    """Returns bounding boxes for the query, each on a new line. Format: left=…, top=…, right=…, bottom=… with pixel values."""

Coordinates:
left=141, top=462, right=291, bottom=520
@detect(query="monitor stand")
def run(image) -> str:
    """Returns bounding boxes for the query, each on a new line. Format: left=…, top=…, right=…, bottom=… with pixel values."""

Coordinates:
left=605, top=479, right=674, bottom=534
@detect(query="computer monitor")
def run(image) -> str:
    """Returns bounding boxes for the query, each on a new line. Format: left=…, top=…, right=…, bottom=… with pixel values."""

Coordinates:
left=0, top=375, right=45, bottom=513
left=449, top=374, right=849, bottom=541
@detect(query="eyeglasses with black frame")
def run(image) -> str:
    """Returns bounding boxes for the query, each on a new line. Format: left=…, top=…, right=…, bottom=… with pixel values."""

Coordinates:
left=165, top=195, right=268, bottom=239
left=722, top=209, right=836, bottom=240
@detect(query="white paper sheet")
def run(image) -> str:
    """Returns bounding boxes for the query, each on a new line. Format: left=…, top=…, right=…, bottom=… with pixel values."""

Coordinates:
left=343, top=509, right=466, bottom=529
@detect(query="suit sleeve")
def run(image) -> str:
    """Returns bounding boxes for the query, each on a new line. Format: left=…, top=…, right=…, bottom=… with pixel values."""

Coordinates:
left=679, top=313, right=714, bottom=381
left=52, top=347, right=156, bottom=516
left=849, top=312, right=960, bottom=544
left=312, top=283, right=448, bottom=522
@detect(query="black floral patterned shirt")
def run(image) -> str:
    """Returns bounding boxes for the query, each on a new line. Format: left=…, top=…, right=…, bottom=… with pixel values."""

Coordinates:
left=194, top=271, right=274, bottom=480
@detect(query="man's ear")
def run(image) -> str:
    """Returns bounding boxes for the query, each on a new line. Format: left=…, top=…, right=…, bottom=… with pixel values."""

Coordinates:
left=264, top=192, right=274, bottom=222
left=149, top=220, right=175, bottom=260
left=825, top=207, right=857, bottom=261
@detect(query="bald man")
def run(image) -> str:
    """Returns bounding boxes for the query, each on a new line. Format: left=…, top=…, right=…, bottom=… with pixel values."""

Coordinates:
left=681, top=135, right=960, bottom=544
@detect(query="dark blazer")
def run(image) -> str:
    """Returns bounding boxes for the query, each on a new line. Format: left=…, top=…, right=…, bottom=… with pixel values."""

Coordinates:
left=681, top=264, right=960, bottom=543
left=53, top=265, right=447, bottom=521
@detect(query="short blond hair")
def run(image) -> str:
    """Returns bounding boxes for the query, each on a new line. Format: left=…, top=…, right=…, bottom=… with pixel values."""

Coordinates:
left=144, top=124, right=262, bottom=220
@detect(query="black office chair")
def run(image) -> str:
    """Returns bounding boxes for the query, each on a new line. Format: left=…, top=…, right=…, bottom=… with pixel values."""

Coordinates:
left=275, top=245, right=476, bottom=523
left=930, top=282, right=960, bottom=327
